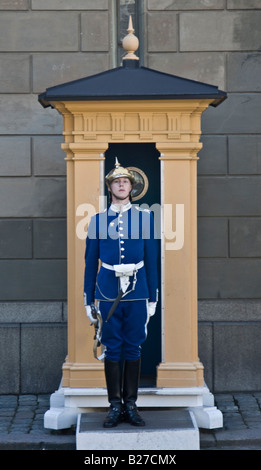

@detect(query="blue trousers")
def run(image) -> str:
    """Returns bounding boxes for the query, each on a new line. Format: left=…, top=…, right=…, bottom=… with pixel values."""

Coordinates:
left=99, top=300, right=148, bottom=362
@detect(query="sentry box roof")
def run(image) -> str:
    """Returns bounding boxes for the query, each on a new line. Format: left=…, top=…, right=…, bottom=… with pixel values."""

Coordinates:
left=38, top=59, right=227, bottom=109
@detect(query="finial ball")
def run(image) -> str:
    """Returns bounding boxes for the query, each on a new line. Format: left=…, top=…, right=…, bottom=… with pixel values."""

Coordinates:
left=122, top=34, right=139, bottom=54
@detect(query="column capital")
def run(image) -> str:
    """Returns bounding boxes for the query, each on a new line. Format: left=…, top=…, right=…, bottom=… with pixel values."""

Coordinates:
left=62, top=142, right=108, bottom=161
left=156, top=142, right=202, bottom=160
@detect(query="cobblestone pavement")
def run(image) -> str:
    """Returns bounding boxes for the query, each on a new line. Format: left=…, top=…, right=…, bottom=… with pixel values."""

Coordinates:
left=201, top=392, right=261, bottom=449
left=0, top=394, right=75, bottom=450
left=0, top=394, right=48, bottom=435
left=0, top=392, right=261, bottom=450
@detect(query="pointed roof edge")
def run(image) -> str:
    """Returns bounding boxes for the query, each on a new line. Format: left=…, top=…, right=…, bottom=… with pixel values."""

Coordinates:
left=38, top=62, right=227, bottom=109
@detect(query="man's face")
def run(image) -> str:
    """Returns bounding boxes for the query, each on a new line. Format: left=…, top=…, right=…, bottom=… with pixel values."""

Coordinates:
left=110, top=177, right=132, bottom=203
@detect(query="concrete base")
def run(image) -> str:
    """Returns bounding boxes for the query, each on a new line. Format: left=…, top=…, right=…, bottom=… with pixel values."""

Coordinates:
left=76, top=409, right=199, bottom=450
left=191, top=405, right=223, bottom=429
left=44, top=383, right=223, bottom=431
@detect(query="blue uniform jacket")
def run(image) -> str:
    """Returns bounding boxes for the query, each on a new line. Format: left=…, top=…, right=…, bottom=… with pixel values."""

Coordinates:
left=84, top=203, right=158, bottom=304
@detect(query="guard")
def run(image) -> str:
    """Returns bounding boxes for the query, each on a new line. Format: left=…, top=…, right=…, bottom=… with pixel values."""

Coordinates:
left=84, top=158, right=158, bottom=428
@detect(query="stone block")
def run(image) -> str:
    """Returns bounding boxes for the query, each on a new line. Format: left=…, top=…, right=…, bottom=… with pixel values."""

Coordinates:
left=0, top=0, right=28, bottom=8
left=147, top=52, right=225, bottom=90
left=0, top=220, right=32, bottom=259
left=0, top=325, right=20, bottom=394
left=147, top=12, right=177, bottom=52
left=0, top=302, right=64, bottom=323
left=32, top=136, right=66, bottom=176
left=0, top=177, right=66, bottom=217
left=198, top=135, right=227, bottom=175
left=202, top=94, right=261, bottom=135
left=198, top=259, right=261, bottom=299
left=33, top=219, right=67, bottom=259
left=63, top=302, right=68, bottom=321
left=32, top=0, right=108, bottom=9
left=228, top=135, right=261, bottom=175
left=0, top=136, right=31, bottom=176
left=198, top=299, right=261, bottom=322
left=214, top=323, right=261, bottom=392
left=33, top=53, right=109, bottom=93
left=0, top=54, right=30, bottom=93
left=227, top=52, right=261, bottom=92
left=81, top=11, right=109, bottom=52
left=198, top=323, right=213, bottom=391
left=198, top=176, right=261, bottom=217
left=21, top=324, right=67, bottom=393
left=148, top=0, right=225, bottom=9
left=0, top=12, right=79, bottom=52
left=0, top=260, right=67, bottom=300
left=0, top=94, right=62, bottom=135
left=198, top=218, right=228, bottom=258
left=230, top=218, right=261, bottom=257
left=227, top=0, right=261, bottom=8
left=180, top=11, right=261, bottom=51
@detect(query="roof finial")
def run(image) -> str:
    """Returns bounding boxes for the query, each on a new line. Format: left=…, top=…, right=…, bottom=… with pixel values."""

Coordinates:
left=122, top=16, right=139, bottom=61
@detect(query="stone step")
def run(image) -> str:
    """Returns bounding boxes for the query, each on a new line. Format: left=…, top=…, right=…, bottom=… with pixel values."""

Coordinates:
left=76, top=409, right=199, bottom=450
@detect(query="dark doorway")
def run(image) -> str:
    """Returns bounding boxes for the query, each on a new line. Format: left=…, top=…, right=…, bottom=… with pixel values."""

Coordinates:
left=105, top=143, right=161, bottom=386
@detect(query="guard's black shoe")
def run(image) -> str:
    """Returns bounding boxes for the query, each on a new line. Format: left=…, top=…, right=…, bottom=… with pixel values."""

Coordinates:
left=124, top=404, right=145, bottom=427
left=103, top=404, right=124, bottom=428
left=104, top=359, right=123, bottom=428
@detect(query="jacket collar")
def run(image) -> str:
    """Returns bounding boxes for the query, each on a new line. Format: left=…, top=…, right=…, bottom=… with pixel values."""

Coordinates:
left=110, top=202, right=132, bottom=213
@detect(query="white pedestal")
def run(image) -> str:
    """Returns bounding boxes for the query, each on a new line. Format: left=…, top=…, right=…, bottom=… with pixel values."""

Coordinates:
left=44, top=383, right=223, bottom=431
left=76, top=409, right=199, bottom=450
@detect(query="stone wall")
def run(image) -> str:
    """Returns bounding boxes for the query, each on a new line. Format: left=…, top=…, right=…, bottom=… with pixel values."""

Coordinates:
left=145, top=0, right=261, bottom=392
left=0, top=0, right=114, bottom=393
left=0, top=0, right=261, bottom=393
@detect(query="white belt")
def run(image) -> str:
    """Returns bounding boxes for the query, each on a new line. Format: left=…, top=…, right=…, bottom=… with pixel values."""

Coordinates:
left=101, top=261, right=144, bottom=294
left=101, top=261, right=144, bottom=274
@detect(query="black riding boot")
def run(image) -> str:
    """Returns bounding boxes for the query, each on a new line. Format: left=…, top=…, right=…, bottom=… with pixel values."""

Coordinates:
left=103, top=359, right=123, bottom=428
left=123, top=358, right=145, bottom=426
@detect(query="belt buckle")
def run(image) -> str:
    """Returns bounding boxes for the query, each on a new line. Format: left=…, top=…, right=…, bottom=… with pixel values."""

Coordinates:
left=113, top=263, right=136, bottom=277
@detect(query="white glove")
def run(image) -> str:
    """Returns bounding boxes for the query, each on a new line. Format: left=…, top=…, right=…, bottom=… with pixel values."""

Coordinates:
left=85, top=305, right=98, bottom=324
left=147, top=302, right=157, bottom=318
